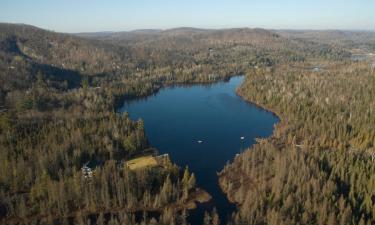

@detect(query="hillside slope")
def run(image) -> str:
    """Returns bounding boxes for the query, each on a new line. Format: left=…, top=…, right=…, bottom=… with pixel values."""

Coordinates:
left=219, top=61, right=375, bottom=225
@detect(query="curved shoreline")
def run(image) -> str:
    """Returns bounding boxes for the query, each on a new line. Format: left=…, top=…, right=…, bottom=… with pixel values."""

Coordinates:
left=218, top=79, right=283, bottom=206
left=117, top=74, right=279, bottom=224
left=114, top=74, right=237, bottom=110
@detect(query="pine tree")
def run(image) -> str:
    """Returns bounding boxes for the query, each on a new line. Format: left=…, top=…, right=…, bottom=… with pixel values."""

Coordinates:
left=211, top=208, right=220, bottom=225
left=204, top=211, right=212, bottom=225
left=182, top=167, right=190, bottom=186
left=188, top=173, right=196, bottom=191
left=97, top=212, right=105, bottom=225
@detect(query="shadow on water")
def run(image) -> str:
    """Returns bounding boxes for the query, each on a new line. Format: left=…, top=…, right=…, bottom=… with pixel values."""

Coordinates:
left=118, top=75, right=279, bottom=225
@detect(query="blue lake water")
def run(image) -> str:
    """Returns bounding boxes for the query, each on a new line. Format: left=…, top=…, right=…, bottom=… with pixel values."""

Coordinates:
left=119, top=76, right=279, bottom=224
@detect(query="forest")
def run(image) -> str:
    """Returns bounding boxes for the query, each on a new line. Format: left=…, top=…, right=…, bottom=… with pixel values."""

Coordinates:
left=1, top=22, right=375, bottom=224
left=219, top=61, right=375, bottom=225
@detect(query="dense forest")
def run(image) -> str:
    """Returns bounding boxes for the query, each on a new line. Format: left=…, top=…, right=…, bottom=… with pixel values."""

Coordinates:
left=219, top=61, right=375, bottom=225
left=0, top=62, right=206, bottom=224
left=1, top=22, right=375, bottom=224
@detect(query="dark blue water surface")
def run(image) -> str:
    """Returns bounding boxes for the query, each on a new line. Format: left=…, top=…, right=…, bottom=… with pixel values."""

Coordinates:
left=119, top=76, right=279, bottom=224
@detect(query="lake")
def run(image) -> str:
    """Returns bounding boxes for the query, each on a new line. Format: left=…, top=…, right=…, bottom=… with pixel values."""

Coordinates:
left=118, top=76, right=279, bottom=224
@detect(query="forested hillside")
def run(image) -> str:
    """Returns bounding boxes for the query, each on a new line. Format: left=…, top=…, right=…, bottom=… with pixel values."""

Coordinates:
left=277, top=30, right=375, bottom=52
left=0, top=23, right=303, bottom=225
left=1, top=22, right=374, bottom=225
left=219, top=61, right=375, bottom=225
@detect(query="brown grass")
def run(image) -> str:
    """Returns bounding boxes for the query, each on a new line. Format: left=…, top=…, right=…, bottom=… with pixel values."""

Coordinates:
left=126, top=155, right=158, bottom=170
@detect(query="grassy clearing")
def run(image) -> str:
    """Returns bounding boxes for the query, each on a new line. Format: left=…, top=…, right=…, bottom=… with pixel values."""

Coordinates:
left=126, top=155, right=158, bottom=170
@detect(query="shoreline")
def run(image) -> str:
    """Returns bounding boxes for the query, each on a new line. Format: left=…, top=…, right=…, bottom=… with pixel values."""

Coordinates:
left=218, top=78, right=284, bottom=206
left=114, top=74, right=238, bottom=110
left=116, top=73, right=278, bottom=222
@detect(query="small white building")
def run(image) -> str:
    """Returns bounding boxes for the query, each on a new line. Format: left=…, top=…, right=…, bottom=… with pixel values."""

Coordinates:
left=81, top=163, right=93, bottom=178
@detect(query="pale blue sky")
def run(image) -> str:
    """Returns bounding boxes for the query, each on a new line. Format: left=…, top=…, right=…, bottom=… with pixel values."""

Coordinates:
left=0, top=0, right=374, bottom=32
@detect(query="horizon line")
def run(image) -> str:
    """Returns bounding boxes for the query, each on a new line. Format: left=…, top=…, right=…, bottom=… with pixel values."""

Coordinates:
left=2, top=22, right=375, bottom=34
